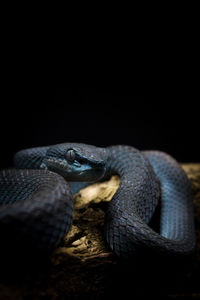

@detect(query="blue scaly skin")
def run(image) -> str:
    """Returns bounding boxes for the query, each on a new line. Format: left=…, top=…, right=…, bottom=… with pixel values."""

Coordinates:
left=0, top=143, right=196, bottom=257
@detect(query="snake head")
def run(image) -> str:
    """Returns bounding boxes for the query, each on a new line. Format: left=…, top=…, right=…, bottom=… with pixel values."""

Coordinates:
left=43, top=143, right=108, bottom=182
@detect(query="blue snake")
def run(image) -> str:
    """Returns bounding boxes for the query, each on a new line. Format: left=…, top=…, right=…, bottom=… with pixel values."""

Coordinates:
left=0, top=143, right=196, bottom=258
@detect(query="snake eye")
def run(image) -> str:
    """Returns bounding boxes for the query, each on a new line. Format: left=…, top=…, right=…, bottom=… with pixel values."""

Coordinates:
left=66, top=149, right=76, bottom=163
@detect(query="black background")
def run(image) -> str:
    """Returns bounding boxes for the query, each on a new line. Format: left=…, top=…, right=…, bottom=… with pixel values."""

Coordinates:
left=0, top=88, right=199, bottom=169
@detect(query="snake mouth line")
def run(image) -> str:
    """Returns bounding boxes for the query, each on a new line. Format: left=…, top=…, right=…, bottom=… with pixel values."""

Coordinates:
left=46, top=157, right=69, bottom=170
left=46, top=156, right=106, bottom=182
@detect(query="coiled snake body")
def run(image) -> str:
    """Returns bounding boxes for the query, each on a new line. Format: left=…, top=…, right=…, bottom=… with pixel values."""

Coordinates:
left=0, top=143, right=196, bottom=258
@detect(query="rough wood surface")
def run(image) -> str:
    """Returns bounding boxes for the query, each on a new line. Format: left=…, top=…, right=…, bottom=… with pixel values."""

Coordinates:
left=0, top=164, right=199, bottom=299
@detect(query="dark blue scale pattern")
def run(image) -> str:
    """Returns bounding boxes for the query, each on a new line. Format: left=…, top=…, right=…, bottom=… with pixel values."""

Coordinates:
left=0, top=143, right=196, bottom=257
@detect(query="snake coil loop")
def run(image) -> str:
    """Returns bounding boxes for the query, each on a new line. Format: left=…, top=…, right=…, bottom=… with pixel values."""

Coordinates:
left=0, top=143, right=196, bottom=257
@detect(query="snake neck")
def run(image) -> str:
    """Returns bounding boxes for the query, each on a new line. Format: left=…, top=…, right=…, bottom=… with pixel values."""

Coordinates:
left=106, top=145, right=160, bottom=224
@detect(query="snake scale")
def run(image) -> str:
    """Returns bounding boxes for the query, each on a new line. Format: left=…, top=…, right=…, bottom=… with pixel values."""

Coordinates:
left=0, top=143, right=196, bottom=258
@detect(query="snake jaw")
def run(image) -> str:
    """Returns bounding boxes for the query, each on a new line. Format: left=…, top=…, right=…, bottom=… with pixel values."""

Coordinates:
left=45, top=156, right=106, bottom=182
